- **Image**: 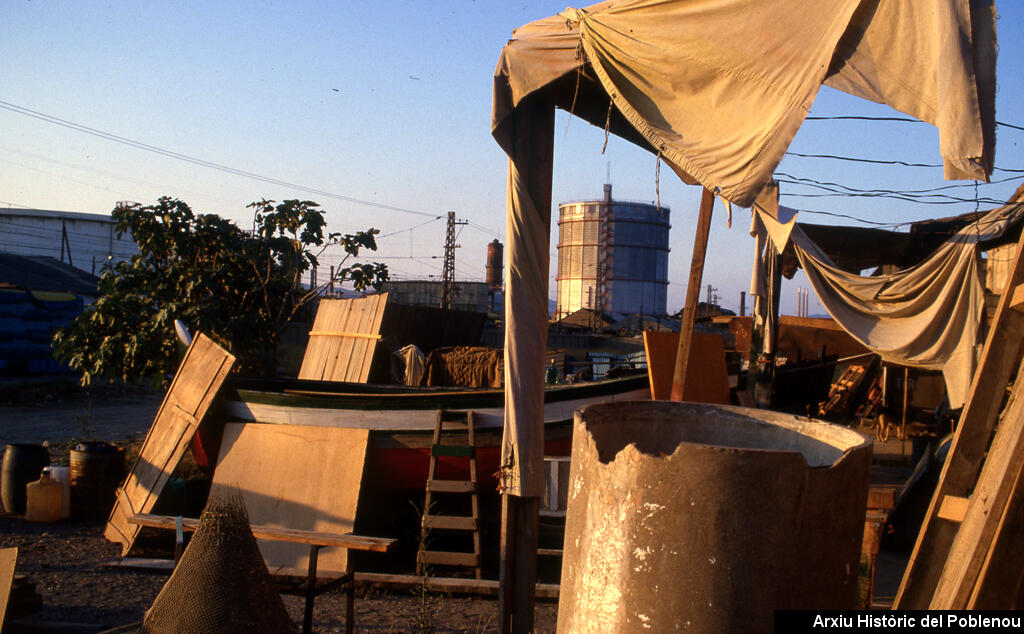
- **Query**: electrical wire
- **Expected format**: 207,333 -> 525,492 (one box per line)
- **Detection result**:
784,150 -> 1024,174
377,216 -> 443,239
803,115 -> 1024,132
466,221 -> 502,238
0,99 -> 441,218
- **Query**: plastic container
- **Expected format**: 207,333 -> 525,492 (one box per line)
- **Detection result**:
48,466 -> 72,518
25,468 -> 63,522
2,443 -> 50,514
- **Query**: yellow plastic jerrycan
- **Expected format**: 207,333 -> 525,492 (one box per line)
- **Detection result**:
25,468 -> 63,522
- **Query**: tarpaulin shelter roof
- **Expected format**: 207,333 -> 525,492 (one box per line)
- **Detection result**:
492,0 -> 998,497
755,182 -> 1024,408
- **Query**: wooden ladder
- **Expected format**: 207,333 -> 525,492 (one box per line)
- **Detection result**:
417,410 -> 482,579
895,229 -> 1024,609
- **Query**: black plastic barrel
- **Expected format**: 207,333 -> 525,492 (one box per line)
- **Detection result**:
70,442 -> 125,521
2,443 -> 50,514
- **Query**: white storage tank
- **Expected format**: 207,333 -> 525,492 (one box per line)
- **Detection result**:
555,184 -> 670,319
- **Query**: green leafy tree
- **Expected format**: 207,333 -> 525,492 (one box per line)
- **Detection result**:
53,196 -> 388,386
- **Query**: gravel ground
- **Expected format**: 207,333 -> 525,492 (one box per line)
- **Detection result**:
0,514 -> 558,633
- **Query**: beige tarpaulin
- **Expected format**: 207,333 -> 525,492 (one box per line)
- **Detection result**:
493,0 -> 996,496
754,184 -> 1024,409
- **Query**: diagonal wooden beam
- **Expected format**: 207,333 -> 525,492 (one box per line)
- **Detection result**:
671,188 -> 715,401
895,230 -> 1024,608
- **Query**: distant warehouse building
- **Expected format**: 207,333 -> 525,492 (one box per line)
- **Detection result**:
381,280 -> 494,314
0,208 -> 138,276
555,184 -> 671,319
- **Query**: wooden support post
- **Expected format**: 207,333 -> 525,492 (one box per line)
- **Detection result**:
303,544 -> 320,634
498,494 -> 539,634
497,90 -> 554,634
671,188 -> 715,401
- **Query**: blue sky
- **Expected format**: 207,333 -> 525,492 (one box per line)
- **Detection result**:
3,1 -> 1023,316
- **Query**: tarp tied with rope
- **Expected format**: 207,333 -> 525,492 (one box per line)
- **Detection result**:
492,0 -> 997,496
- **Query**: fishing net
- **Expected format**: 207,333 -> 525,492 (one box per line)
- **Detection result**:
141,492 -> 297,633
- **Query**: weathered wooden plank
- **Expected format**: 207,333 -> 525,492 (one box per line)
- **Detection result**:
936,495 -> 970,523
420,550 -> 480,567
896,232 -> 1024,608
644,331 -> 730,403
0,548 -> 16,628
210,423 -> 369,576
298,295 -> 388,383
352,572 -> 560,599
930,356 -> 1024,608
968,461 -> 1024,608
127,513 -> 395,552
104,333 -> 235,554
670,187 -> 715,401
428,480 -> 476,493
422,515 -> 478,531
867,486 -> 900,511
499,494 -> 539,634
358,294 -> 389,382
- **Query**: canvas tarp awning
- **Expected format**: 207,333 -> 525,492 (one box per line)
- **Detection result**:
493,0 -> 997,496
753,183 -> 1024,409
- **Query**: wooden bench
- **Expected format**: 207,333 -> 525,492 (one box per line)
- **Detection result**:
128,513 -> 396,634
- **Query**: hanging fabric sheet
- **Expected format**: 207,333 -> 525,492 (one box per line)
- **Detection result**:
753,192 -> 1024,408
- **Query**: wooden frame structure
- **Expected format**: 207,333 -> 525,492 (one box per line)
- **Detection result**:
896,229 -> 1024,608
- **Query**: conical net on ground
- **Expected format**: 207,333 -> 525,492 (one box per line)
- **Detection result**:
141,493 -> 297,633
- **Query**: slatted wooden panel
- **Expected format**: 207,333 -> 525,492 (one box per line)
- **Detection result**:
105,333 -> 235,555
298,294 -> 389,382
210,422 -> 370,576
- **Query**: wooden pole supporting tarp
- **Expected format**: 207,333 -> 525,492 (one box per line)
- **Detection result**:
671,188 -> 715,401
495,92 -> 554,633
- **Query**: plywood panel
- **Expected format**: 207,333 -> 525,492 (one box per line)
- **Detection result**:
210,423 -> 369,576
298,294 -> 388,382
105,333 -> 235,554
0,548 -> 16,629
644,331 -> 730,403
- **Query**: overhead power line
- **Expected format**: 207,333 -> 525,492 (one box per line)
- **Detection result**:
804,115 -> 1024,132
784,151 -> 1024,174
0,99 -> 439,218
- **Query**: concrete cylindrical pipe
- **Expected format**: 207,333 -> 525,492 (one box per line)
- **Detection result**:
558,401 -> 872,633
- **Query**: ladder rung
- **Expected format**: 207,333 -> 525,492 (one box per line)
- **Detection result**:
423,514 -> 478,530
431,444 -> 474,458
427,480 -> 477,493
419,550 -> 479,567
537,548 -> 563,557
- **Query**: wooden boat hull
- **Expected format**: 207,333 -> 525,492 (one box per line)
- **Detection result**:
216,374 -> 649,490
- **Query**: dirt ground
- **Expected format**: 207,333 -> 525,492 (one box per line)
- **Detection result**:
0,514 -> 558,633
0,377 -> 558,632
